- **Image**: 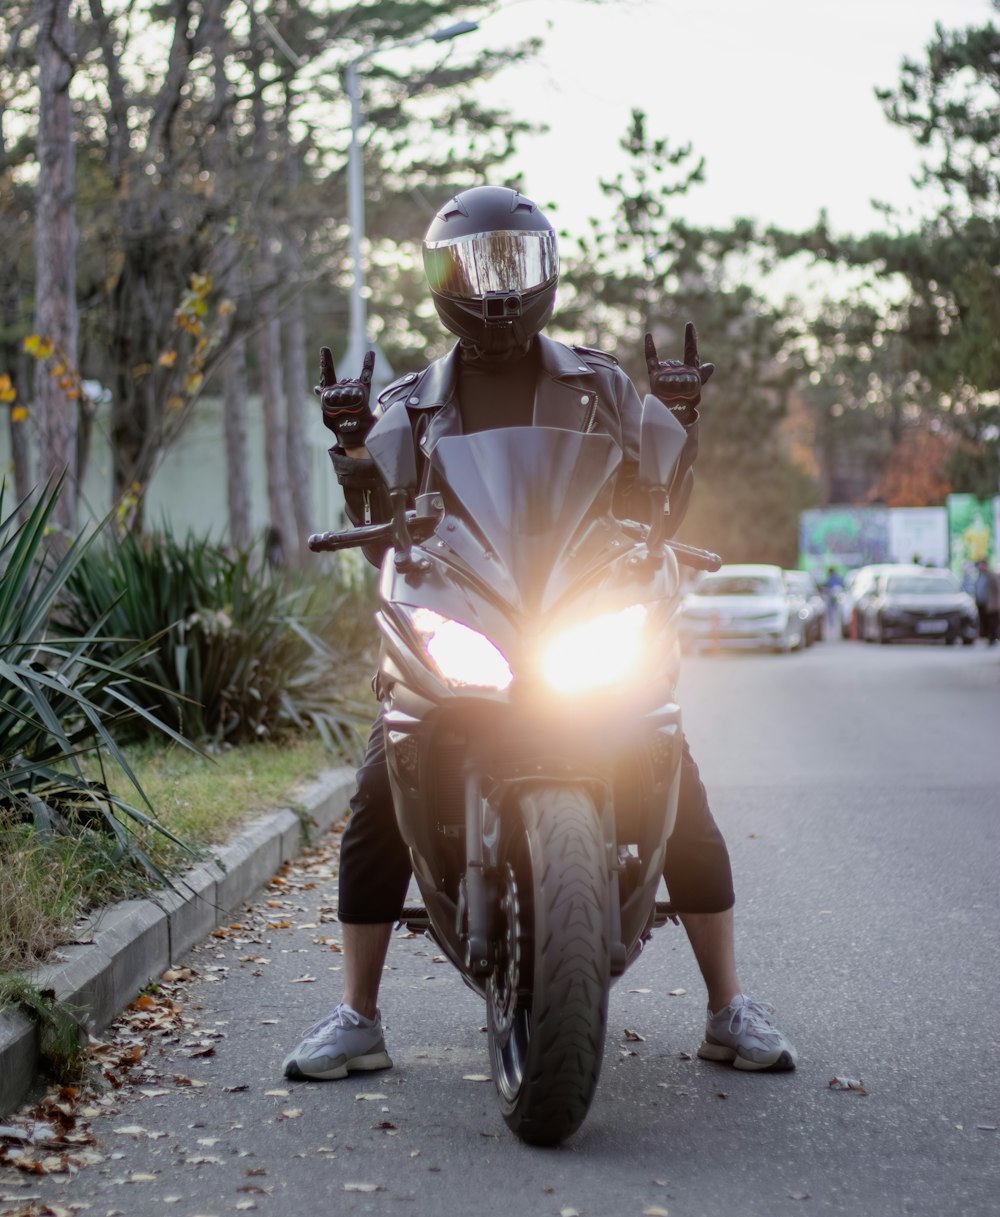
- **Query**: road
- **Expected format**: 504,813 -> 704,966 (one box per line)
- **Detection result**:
3,638 -> 998,1217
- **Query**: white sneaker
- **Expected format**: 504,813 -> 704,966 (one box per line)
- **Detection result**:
697,995 -> 797,1071
282,1004 -> 392,1080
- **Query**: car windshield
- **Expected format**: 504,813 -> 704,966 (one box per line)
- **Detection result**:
696,575 -> 782,596
885,573 -> 960,596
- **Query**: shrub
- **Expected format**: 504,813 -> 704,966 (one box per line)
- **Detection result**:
55,529 -> 375,754
0,481 -> 192,875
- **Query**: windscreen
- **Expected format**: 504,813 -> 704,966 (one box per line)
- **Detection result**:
885,573 -> 960,595
697,574 -> 783,597
428,427 -> 622,615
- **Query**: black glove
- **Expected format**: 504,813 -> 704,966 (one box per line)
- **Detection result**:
315,347 -> 376,448
645,323 -> 715,421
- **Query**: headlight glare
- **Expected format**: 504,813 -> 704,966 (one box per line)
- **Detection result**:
541,604 -> 649,695
410,608 -> 513,690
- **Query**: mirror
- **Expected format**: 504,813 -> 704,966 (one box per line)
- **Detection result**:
638,395 -> 688,491
365,403 -> 418,497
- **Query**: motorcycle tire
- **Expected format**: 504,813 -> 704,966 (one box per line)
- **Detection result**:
487,784 -> 610,1147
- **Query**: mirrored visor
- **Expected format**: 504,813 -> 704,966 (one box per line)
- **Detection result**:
423,229 -> 558,300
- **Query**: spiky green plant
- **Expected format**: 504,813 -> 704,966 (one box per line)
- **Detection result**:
0,481 -> 194,875
55,529 -> 374,755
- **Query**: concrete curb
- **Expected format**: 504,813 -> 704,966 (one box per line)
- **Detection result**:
0,766 -> 355,1117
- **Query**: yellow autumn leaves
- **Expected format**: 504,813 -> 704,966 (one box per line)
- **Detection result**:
3,273 -> 234,421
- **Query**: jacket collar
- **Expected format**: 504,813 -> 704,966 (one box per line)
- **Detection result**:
412,335 -> 601,456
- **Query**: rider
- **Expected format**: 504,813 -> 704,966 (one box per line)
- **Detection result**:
283,185 -> 797,1080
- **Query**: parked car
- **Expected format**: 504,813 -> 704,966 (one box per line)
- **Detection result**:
857,566 -> 979,645
678,564 -> 805,653
836,564 -> 895,639
783,569 -> 825,645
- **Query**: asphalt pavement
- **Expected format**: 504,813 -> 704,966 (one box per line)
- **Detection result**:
1,636 -> 998,1217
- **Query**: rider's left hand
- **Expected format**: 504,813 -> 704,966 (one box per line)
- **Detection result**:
645,323 -> 714,415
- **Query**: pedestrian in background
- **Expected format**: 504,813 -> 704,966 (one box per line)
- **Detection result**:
823,565 -> 844,634
974,559 -> 999,645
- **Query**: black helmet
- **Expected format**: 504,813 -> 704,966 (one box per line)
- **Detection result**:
422,185 -> 558,355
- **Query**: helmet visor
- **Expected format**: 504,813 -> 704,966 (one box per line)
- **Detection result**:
424,229 -> 558,301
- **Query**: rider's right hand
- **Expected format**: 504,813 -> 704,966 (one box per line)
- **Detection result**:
315,347 -> 376,449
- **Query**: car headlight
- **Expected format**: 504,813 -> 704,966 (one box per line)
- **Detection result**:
410,608 -> 513,691
540,604 -> 649,695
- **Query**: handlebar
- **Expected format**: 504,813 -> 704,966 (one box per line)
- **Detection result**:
309,516 -> 720,571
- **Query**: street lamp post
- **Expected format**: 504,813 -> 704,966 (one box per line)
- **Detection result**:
343,20 -> 478,380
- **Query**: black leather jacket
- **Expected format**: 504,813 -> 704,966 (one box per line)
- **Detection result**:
329,334 -> 699,566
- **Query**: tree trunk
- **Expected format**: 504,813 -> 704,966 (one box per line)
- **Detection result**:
259,264 -> 297,568
222,336 -> 252,553
282,251 -> 313,555
34,0 -> 79,534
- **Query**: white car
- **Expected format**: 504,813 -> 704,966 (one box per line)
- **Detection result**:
678,563 -> 805,654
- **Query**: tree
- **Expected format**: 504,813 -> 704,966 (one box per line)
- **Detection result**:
33,0 -> 80,534
556,110 -> 810,561
767,6 -> 1000,500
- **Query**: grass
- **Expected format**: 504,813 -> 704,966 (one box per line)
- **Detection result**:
0,733 -> 353,979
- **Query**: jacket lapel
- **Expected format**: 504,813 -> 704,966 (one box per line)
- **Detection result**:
533,335 -> 600,432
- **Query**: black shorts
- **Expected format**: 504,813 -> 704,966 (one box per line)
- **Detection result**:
337,711 -> 734,923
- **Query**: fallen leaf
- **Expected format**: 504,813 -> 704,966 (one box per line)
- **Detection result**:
643,1207 -> 670,1216
138,1088 -> 170,1098
828,1076 -> 868,1095
264,1089 -> 289,1098
789,1192 -> 810,1201
162,968 -> 195,981
624,1029 -> 646,1042
628,988 -> 652,994
677,1051 -> 693,1061
561,1209 -> 581,1217
668,988 -> 686,997
236,1203 -> 257,1212
126,1172 -> 158,1183
197,1137 -> 221,1147
354,1093 -> 387,1102
113,1125 -> 149,1138
463,1074 -> 491,1083
185,1154 -> 223,1165
224,1085 -> 250,1093
289,975 -> 316,984
344,1182 -> 382,1192
172,1075 -> 206,1088
279,1109 -> 303,1120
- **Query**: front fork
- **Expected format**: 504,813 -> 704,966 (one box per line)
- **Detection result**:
457,761 -> 616,980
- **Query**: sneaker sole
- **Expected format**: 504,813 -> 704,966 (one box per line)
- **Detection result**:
284,1049 -> 393,1081
697,1039 -> 796,1071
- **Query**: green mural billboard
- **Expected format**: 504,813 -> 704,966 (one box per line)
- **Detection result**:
947,494 -> 997,592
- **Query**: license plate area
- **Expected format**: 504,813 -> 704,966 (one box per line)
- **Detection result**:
915,619 -> 947,634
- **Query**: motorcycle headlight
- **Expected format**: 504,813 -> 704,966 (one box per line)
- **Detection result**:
410,608 -> 513,691
541,604 -> 649,696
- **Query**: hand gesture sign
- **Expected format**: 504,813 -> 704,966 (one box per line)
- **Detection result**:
644,323 -> 714,413
314,347 -> 376,448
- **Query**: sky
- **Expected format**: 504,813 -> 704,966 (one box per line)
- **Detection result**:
434,0 -> 996,241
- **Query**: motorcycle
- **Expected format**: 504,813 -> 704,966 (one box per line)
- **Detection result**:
309,393 -> 720,1146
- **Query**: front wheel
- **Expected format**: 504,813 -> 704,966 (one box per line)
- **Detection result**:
487,785 -> 611,1147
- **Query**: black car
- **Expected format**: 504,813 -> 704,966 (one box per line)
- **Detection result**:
858,566 -> 979,645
